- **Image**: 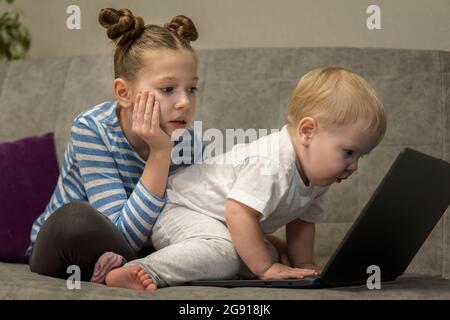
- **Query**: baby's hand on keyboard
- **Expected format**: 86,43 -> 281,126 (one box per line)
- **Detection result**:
297,263 -> 321,275
258,263 -> 318,280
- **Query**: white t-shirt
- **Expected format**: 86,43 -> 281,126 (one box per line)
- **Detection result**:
166,125 -> 329,233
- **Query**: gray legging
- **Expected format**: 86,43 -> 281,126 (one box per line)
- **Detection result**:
126,203 -> 279,287
29,201 -> 148,281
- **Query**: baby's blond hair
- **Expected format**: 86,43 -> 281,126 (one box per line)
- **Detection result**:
287,66 -> 387,144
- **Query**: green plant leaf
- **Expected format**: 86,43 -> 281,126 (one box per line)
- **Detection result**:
0,1 -> 31,60
0,12 -> 9,23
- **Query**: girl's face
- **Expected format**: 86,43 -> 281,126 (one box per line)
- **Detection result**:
131,49 -> 198,137
294,119 -> 380,187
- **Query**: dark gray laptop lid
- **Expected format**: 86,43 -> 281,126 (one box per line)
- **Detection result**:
320,148 -> 450,287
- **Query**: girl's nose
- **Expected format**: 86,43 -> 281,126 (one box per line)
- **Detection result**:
175,93 -> 191,110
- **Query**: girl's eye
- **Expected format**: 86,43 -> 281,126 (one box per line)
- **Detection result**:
188,86 -> 198,93
160,87 -> 174,94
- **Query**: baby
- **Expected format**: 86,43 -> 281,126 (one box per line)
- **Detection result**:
103,66 -> 387,290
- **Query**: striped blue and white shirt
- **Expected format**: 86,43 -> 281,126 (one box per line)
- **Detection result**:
30,101 -> 199,252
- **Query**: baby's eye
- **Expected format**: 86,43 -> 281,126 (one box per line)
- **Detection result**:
160,87 -> 174,94
344,149 -> 354,156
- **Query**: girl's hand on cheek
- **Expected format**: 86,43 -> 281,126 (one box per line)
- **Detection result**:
132,90 -> 174,154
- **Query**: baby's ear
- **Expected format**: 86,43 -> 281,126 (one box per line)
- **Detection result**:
113,78 -> 133,108
297,117 -> 317,145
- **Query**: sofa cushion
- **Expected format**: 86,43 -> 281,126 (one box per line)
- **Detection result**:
0,133 -> 59,263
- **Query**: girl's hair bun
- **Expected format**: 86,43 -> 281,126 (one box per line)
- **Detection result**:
98,8 -> 144,46
164,15 -> 198,42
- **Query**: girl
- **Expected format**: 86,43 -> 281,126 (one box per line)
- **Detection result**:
28,8 -> 200,283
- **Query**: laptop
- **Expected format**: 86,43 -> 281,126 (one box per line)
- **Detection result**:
188,148 -> 450,288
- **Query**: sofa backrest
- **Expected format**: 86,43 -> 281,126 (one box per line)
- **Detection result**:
1,47 -> 449,279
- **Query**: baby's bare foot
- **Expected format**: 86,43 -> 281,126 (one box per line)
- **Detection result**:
137,269 -> 157,291
105,266 -> 157,291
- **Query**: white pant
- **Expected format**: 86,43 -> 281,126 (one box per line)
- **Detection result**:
125,203 -> 279,287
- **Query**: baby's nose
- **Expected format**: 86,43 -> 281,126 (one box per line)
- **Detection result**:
347,161 -> 358,173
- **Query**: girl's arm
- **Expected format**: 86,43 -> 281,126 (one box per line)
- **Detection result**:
72,116 -> 168,251
141,150 -> 171,198
131,91 -> 173,199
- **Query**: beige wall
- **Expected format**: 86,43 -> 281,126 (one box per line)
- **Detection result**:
10,0 -> 450,59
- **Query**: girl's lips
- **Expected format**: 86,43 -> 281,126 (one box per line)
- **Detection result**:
169,121 -> 188,130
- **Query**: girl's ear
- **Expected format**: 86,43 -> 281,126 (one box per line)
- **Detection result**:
114,78 -> 134,108
296,117 -> 317,146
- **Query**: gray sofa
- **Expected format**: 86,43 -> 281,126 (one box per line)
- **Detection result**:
0,47 -> 449,299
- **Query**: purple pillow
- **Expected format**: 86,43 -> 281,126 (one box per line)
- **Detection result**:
0,133 -> 59,264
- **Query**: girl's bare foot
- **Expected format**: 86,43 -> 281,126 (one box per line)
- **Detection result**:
105,266 -> 157,291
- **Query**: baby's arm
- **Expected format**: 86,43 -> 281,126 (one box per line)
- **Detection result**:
286,219 -> 321,274
226,199 -> 318,280
226,199 -> 272,275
